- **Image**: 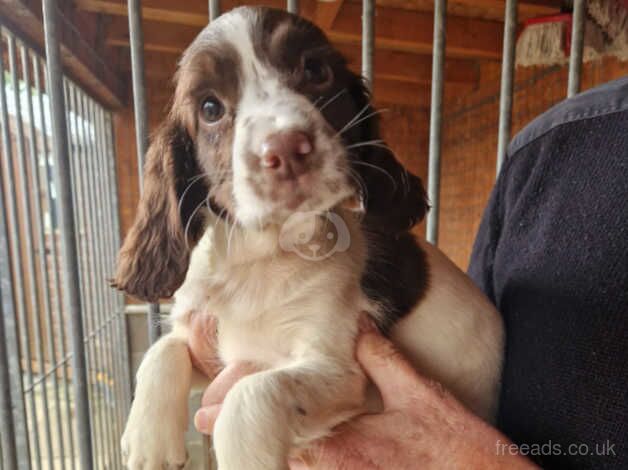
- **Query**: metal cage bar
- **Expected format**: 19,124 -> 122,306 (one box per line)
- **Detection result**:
362,0 -> 375,87
127,0 -> 162,344
209,0 -> 221,21
567,0 -> 585,97
0,119 -> 21,470
21,42 -> 70,470
426,0 -> 447,245
287,0 -> 299,15
35,55 -> 78,470
66,81 -> 105,468
88,95 -> 118,468
41,1 -> 93,467
0,33 -> 32,470
496,0 -> 518,174
3,31 -> 43,470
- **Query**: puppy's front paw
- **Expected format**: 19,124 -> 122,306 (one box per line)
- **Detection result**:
121,408 -> 188,470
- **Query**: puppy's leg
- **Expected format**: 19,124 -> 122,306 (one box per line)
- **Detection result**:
213,359 -> 365,470
121,327 -> 194,469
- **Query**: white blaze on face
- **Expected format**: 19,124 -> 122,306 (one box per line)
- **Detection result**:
222,10 -> 354,229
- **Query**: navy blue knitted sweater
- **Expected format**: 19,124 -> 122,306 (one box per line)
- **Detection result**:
468,77 -> 628,469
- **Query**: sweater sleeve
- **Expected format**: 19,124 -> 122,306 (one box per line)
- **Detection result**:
467,158 -> 508,306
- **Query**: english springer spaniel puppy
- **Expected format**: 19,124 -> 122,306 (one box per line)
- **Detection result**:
113,6 -> 503,470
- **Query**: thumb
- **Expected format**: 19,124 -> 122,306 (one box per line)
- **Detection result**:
356,331 -> 422,410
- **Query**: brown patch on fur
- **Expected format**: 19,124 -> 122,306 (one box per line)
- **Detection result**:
112,119 -> 208,301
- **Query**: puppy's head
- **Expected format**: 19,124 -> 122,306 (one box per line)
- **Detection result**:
113,7 -> 428,301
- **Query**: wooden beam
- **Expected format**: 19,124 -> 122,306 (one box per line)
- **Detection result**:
110,17 -> 480,88
84,0 -> 503,59
315,0 -> 344,29
1,0 -> 125,108
106,17 -> 201,52
375,0 -> 561,21
333,3 -> 502,59
334,44 -> 479,85
373,79 -> 473,107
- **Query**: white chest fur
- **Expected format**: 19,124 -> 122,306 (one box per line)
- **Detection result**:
173,211 -> 373,369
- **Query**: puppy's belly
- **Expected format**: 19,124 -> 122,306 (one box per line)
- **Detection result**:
214,309 -> 327,368
218,324 -> 293,367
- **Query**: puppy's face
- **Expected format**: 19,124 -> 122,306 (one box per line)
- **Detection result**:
174,7 -> 366,228
113,7 -> 428,301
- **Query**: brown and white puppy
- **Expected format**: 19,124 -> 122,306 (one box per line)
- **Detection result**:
113,7 -> 504,470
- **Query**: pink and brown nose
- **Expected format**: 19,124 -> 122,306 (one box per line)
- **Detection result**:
260,130 -> 313,178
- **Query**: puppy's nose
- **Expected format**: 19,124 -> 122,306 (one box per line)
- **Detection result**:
260,131 -> 313,177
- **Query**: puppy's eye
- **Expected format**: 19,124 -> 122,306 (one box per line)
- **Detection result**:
303,57 -> 331,86
200,96 -> 224,123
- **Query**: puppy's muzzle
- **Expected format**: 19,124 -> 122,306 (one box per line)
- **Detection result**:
259,129 -> 314,181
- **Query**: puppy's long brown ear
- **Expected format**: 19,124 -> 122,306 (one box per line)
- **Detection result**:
347,75 -> 429,233
112,119 -> 207,302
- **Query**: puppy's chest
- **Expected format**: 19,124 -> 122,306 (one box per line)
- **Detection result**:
204,259 -> 365,367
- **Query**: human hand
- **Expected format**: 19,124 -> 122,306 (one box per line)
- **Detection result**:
192,324 -> 536,470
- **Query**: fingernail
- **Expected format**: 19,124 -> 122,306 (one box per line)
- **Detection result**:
194,409 -> 209,433
358,314 -> 378,334
288,458 -> 309,470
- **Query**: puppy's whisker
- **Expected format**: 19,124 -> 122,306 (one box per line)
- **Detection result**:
345,140 -> 391,151
336,103 -> 370,137
351,160 -> 398,193
346,167 -> 369,207
338,108 -> 389,137
318,88 -> 347,112
178,173 -> 209,214
183,199 -> 208,250
226,215 -> 238,255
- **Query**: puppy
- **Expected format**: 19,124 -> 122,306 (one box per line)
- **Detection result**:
113,7 -> 504,470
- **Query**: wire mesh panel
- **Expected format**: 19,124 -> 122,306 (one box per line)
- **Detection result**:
0,25 -> 131,470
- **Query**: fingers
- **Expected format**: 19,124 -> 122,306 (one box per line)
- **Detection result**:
201,361 -> 259,407
194,404 -> 221,435
357,331 -> 461,413
356,331 -> 422,410
194,362 -> 259,435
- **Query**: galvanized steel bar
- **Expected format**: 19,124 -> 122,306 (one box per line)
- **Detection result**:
13,43 -> 56,470
67,83 -> 104,468
22,43 -> 66,470
496,0 -> 518,175
0,246 -> 18,470
127,0 -> 149,178
94,106 -> 123,468
128,0 -> 161,343
287,0 -> 299,15
361,0 -> 375,87
209,0 -> 221,21
41,1 -> 93,467
426,0 -> 447,245
89,97 -> 118,468
6,33 -> 44,470
567,0 -> 585,97
35,56 -> 77,470
0,29 -> 31,470
0,113 -> 19,470
98,109 -> 127,466
29,52 -> 67,470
